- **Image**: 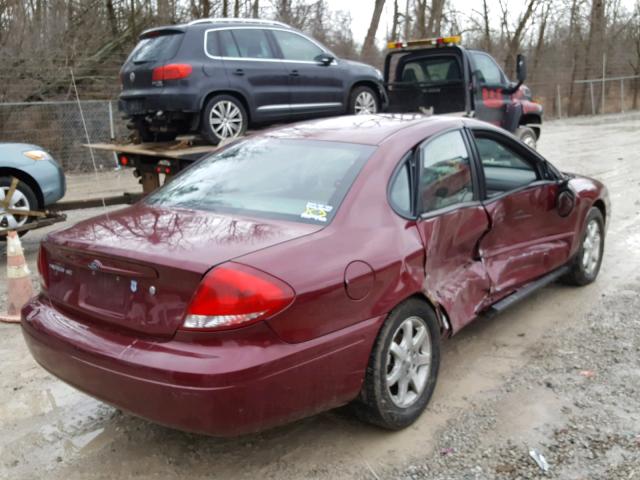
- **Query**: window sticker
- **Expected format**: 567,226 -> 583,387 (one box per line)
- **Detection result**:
301,202 -> 334,222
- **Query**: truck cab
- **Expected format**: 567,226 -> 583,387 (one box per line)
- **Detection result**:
383,36 -> 543,148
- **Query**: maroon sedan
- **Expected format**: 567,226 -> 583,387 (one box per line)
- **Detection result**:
22,115 -> 608,436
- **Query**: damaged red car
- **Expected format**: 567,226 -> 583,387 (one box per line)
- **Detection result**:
22,115 -> 609,436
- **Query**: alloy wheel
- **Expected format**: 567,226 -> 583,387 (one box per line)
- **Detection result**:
354,91 -> 378,115
209,101 -> 244,140
0,187 -> 30,230
582,218 -> 602,276
385,316 -> 432,408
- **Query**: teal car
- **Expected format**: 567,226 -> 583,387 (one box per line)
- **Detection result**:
0,143 -> 66,231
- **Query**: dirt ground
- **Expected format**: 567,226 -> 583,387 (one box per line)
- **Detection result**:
1,113 -> 639,479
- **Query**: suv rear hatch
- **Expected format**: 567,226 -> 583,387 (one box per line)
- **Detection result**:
41,204 -> 322,338
120,28 -> 185,112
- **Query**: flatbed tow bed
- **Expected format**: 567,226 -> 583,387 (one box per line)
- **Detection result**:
84,138 -> 224,194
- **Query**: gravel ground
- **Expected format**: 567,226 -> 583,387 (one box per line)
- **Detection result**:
1,112 -> 639,479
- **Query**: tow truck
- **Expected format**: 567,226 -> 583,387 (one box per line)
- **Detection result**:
86,35 -> 543,197
384,35 -> 543,148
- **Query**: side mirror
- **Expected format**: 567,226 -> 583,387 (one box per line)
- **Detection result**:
556,181 -> 576,217
516,54 -> 527,84
315,53 -> 335,66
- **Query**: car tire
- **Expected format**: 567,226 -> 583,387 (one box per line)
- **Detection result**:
200,95 -> 248,146
0,176 -> 38,237
516,126 -> 537,149
562,207 -> 605,286
354,298 -> 440,430
349,86 -> 380,115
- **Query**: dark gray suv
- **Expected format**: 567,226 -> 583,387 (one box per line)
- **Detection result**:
119,18 -> 388,145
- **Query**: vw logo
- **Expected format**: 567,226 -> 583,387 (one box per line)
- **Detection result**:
88,260 -> 102,272
129,72 -> 135,83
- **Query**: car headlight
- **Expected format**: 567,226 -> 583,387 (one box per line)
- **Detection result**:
23,150 -> 50,161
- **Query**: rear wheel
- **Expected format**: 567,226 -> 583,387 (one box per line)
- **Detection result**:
0,176 -> 38,237
200,95 -> 248,146
349,86 -> 380,115
516,126 -> 537,149
354,298 -> 440,430
562,207 -> 605,286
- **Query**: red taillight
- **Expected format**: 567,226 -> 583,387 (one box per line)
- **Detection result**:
151,63 -> 193,82
119,155 -> 129,166
182,263 -> 295,331
37,245 -> 49,290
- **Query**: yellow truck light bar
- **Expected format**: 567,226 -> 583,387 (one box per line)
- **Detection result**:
387,35 -> 462,50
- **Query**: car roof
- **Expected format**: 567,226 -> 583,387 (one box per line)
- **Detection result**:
141,18 -> 297,37
260,114 -> 465,146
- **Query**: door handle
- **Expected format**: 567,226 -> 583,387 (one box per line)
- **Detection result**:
289,70 -> 300,77
233,68 -> 244,76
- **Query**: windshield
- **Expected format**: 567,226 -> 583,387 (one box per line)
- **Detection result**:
146,138 -> 374,224
130,32 -> 183,63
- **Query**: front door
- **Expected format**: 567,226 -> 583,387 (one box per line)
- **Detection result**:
470,128 -> 579,300
413,129 -> 492,332
268,29 -> 345,117
214,28 -> 291,122
468,51 -> 511,129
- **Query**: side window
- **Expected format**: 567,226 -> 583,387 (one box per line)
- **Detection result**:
230,29 -> 276,59
474,135 -> 539,197
471,52 -> 503,85
420,130 -> 474,213
389,159 -> 413,217
272,30 -> 324,62
217,30 -> 241,58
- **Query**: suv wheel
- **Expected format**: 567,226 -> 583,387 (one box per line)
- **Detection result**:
0,176 -> 38,235
353,299 -> 440,430
349,86 -> 380,115
562,207 -> 605,286
201,95 -> 248,145
516,126 -> 537,149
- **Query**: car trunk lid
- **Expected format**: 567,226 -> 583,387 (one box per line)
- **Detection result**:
43,204 -> 321,338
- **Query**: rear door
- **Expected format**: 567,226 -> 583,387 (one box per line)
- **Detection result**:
412,129 -> 491,332
385,48 -> 468,114
269,29 -> 345,117
470,128 -> 577,300
212,27 -> 291,121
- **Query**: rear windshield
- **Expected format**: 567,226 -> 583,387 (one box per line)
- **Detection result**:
130,32 -> 184,63
400,55 -> 462,83
146,139 -> 374,224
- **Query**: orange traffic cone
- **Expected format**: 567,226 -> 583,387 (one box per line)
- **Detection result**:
1,231 -> 33,324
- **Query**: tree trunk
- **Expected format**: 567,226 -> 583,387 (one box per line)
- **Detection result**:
504,0 -> 537,76
578,0 -> 605,114
403,0 -> 411,40
201,0 -> 210,17
252,0 -> 259,17
415,0 -> 426,38
426,0 -> 446,36
157,0 -> 171,23
222,0 -> 229,17
106,0 -> 118,36
361,0 -> 385,60
482,0 -> 491,51
234,0 -> 240,17
390,0 -> 399,40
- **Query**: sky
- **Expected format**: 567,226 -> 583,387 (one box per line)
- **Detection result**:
325,0 -> 638,47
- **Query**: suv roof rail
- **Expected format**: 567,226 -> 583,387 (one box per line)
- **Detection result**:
187,17 -> 290,28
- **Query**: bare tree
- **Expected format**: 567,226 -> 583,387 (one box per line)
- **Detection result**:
361,0 -> 385,60
499,0 -> 539,75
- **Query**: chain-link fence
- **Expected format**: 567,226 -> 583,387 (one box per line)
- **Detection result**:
0,100 -> 129,172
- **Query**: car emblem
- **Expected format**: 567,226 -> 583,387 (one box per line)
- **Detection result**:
129,72 -> 135,83
88,260 -> 102,272
130,280 -> 138,293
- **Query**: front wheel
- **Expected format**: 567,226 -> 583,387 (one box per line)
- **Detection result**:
0,176 -> 38,237
562,207 -> 605,286
349,86 -> 380,115
353,299 -> 440,430
516,126 -> 537,149
200,95 -> 248,145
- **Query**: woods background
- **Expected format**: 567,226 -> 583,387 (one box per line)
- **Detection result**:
0,0 -> 639,170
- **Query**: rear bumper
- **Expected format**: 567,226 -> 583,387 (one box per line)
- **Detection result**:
119,89 -> 201,116
22,296 -> 381,436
